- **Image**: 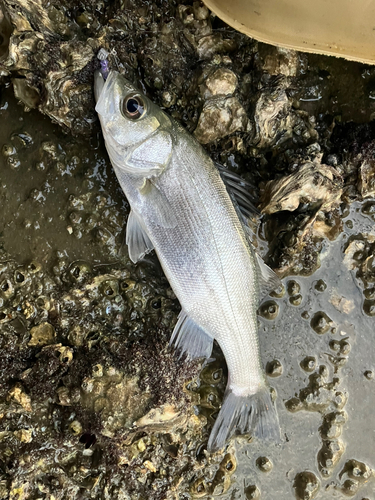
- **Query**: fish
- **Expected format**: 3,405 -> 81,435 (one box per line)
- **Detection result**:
94,67 -> 281,452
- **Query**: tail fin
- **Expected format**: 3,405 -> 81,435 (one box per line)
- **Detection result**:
207,386 -> 280,453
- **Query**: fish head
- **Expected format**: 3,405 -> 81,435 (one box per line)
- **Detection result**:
94,70 -> 170,150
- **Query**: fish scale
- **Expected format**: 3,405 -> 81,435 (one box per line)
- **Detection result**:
95,69 -> 280,452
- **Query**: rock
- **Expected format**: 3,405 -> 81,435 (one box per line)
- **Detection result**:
330,290 -> 355,314
358,158 -> 375,198
12,78 -> 40,108
28,322 -> 55,346
260,157 -> 343,214
258,45 -> 306,78
197,34 -> 237,59
194,96 -> 249,143
293,471 -> 320,500
203,68 -> 238,97
8,383 -> 32,411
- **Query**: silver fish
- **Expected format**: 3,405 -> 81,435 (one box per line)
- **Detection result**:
94,69 -> 280,452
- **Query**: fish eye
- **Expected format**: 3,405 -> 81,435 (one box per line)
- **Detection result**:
122,94 -> 146,120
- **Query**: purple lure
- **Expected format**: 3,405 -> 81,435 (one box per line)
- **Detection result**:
97,48 -> 110,80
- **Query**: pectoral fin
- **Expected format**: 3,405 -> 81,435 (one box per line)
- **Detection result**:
139,179 -> 178,229
127,131 -> 172,177
170,310 -> 214,360
126,210 -> 154,263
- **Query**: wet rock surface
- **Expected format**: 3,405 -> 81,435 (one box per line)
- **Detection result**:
0,0 -> 375,499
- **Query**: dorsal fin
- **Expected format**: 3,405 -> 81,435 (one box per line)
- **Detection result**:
216,163 -> 281,300
217,164 -> 260,217
216,163 -> 260,248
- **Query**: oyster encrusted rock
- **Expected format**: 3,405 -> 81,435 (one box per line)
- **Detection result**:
260,158 -> 343,214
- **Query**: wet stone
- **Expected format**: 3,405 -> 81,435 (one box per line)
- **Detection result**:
259,300 -> 279,320
293,471 -> 320,500
314,279 -> 327,292
300,356 -> 317,372
310,311 -> 333,334
266,359 -> 283,377
245,485 -> 260,499
28,322 -> 55,346
256,456 -> 273,472
287,280 -> 301,296
289,293 -> 303,306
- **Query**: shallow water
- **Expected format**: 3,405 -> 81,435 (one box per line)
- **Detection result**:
236,203 -> 375,498
0,84 -> 374,499
0,86 -> 128,267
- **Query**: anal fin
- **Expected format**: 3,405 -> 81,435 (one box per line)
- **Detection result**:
126,209 -> 154,263
255,253 -> 281,300
170,311 -> 213,360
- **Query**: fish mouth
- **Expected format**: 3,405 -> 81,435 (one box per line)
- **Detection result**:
94,70 -> 105,103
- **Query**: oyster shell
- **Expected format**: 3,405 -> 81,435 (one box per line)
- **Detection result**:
0,0 -> 98,133
260,157 -> 343,214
